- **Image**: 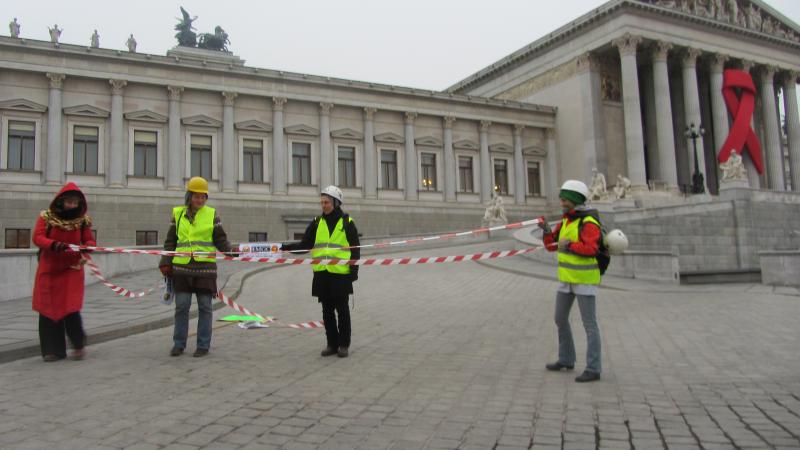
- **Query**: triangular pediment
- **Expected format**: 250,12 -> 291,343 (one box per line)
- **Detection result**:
63,104 -> 110,118
523,145 -> 546,156
125,109 -> 168,123
284,124 -> 320,136
235,120 -> 273,133
0,98 -> 48,113
489,142 -> 513,153
453,139 -> 479,150
182,114 -> 222,128
415,136 -> 443,147
330,128 -> 364,140
374,132 -> 404,144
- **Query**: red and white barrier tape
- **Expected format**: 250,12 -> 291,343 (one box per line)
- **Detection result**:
84,257 -> 324,330
69,218 -> 542,257
84,257 -> 160,298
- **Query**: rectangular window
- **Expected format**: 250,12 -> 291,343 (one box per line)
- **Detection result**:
133,130 -> 158,177
291,142 -> 311,185
242,139 -> 264,183
458,156 -> 474,193
4,228 -> 31,249
337,146 -> 356,187
380,149 -> 398,189
494,159 -> 508,194
190,135 -> 212,180
135,230 -> 158,246
7,121 -> 35,171
527,161 -> 542,196
248,232 -> 268,242
72,126 -> 99,174
421,152 -> 437,190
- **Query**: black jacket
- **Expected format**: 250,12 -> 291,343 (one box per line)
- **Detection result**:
282,208 -> 360,300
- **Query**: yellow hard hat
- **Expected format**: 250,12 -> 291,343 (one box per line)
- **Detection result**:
186,176 -> 209,194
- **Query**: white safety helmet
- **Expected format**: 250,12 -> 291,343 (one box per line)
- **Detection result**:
321,185 -> 343,203
560,180 -> 590,199
604,229 -> 629,255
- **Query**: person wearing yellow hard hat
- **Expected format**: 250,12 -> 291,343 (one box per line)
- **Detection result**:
159,176 -> 231,358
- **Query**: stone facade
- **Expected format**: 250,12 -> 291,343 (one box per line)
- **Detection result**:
0,37 -> 556,245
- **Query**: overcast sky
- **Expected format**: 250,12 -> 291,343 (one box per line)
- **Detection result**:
5,0 -> 800,91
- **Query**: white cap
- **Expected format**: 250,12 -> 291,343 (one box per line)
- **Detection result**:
321,185 -> 343,203
560,179 -> 590,198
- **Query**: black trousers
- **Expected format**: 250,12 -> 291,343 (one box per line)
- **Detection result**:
38,312 -> 86,358
320,296 -> 350,348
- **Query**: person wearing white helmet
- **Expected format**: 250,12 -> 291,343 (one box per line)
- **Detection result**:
537,179 -> 603,382
282,185 -> 360,358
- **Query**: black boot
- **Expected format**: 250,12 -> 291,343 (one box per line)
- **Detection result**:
575,371 -> 601,382
545,362 -> 574,371
320,346 -> 337,357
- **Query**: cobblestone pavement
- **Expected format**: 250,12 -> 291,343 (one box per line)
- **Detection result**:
1,241 -> 799,449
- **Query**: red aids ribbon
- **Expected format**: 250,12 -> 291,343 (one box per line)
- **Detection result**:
718,69 -> 764,174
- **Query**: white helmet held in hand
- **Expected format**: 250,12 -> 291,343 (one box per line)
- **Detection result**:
321,185 -> 343,203
604,229 -> 628,255
560,180 -> 590,198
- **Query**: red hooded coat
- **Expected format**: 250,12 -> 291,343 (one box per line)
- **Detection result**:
32,183 -> 96,321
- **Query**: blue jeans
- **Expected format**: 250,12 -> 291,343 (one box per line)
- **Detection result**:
173,292 -> 213,350
554,291 -> 601,374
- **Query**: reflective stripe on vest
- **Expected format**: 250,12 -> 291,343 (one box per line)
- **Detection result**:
171,205 -> 217,265
311,216 -> 352,275
556,215 -> 601,285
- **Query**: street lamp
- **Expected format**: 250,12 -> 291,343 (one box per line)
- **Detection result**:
685,122 -> 705,194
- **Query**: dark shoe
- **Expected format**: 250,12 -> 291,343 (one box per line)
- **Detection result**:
69,348 -> 86,361
43,354 -> 61,362
193,348 -> 209,358
169,347 -> 184,357
575,371 -> 601,383
320,346 -> 337,357
545,361 -> 574,371
337,346 -> 349,358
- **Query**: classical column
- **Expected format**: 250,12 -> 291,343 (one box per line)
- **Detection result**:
783,72 -> 800,191
272,97 -> 287,194
363,107 -> 377,198
709,55 -> 730,160
221,91 -> 237,192
545,128 -> 559,204
759,66 -> 785,191
612,34 -> 647,189
404,112 -> 418,200
652,42 -> 678,188
108,79 -> 127,187
319,102 -> 333,188
740,61 -> 761,188
45,73 -> 65,185
443,116 -> 456,202
166,86 -> 184,189
479,120 -> 492,202
681,48 -> 708,191
513,124 -> 526,205
576,53 -> 606,178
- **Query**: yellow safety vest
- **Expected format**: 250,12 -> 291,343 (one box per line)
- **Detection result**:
557,216 -> 601,285
171,205 -> 217,265
312,216 -> 352,275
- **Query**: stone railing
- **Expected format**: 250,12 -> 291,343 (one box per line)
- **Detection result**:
0,246 -> 161,302
759,250 -> 800,286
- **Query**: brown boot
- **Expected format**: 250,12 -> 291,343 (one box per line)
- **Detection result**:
192,348 -> 209,358
69,348 -> 86,361
169,347 -> 184,357
43,354 -> 61,362
320,346 -> 337,357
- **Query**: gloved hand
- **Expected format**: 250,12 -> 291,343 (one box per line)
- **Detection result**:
558,239 -> 571,251
159,265 -> 173,277
51,241 -> 69,252
537,216 -> 551,234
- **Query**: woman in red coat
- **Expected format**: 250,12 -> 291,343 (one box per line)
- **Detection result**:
32,183 -> 96,362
